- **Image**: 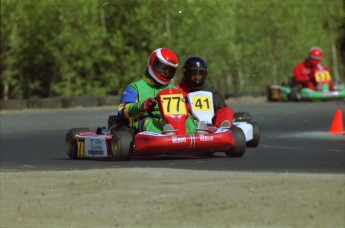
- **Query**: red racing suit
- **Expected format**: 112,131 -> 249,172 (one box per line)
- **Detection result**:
176,81 -> 234,127
293,60 -> 333,90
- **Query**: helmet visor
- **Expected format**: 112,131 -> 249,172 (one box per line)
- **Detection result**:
188,69 -> 207,77
184,68 -> 207,86
153,59 -> 177,79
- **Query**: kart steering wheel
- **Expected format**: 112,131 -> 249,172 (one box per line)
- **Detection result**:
146,97 -> 161,118
147,108 -> 161,118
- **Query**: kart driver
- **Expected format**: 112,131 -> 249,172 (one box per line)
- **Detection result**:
292,47 -> 334,90
176,56 -> 234,129
118,48 -> 197,134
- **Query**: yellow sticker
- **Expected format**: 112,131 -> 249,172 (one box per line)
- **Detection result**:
315,71 -> 330,82
191,96 -> 212,111
77,138 -> 85,156
160,94 -> 187,115
271,88 -> 280,100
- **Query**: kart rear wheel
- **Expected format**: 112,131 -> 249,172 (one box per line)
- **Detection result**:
246,122 -> 260,147
266,86 -> 274,101
226,126 -> 246,157
65,128 -> 90,159
111,131 -> 133,161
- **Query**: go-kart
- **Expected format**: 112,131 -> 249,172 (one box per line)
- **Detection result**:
185,91 -> 260,148
266,70 -> 345,101
65,88 -> 256,161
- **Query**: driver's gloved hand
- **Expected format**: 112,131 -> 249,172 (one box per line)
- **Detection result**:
140,98 -> 157,111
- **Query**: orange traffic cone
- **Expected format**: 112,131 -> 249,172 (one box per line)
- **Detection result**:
328,109 -> 344,134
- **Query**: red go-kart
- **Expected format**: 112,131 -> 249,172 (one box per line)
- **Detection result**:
65,88 -> 247,160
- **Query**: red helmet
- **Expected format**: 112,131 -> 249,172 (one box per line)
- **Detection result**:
147,48 -> 178,85
308,47 -> 323,60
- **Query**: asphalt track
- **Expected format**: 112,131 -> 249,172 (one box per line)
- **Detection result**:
1,101 -> 344,173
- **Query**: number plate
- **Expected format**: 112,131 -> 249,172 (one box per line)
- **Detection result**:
160,94 -> 187,115
77,138 -> 86,156
315,71 -> 331,82
191,96 -> 212,111
187,91 -> 214,124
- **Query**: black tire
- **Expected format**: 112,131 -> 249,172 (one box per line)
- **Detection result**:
226,126 -> 246,157
246,122 -> 260,147
289,87 -> 301,102
65,128 -> 90,159
233,112 -> 252,122
111,131 -> 133,161
266,85 -> 274,101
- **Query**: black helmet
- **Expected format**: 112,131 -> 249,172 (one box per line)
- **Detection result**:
182,56 -> 208,90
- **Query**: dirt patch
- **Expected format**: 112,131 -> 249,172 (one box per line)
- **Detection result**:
1,168 -> 344,227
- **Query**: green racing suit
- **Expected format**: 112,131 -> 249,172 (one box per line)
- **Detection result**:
118,75 -> 196,134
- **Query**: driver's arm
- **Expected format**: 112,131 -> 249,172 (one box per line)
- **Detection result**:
293,64 -> 310,83
118,86 -> 142,119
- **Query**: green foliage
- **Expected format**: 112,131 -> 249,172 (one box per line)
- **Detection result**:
1,0 -> 344,99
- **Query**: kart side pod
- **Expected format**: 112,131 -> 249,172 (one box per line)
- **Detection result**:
133,126 -> 246,158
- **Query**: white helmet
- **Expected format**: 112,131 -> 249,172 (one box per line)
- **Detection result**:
147,48 -> 178,85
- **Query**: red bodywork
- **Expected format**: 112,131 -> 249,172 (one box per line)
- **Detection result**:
134,131 -> 235,154
133,88 -> 235,154
74,88 -> 237,158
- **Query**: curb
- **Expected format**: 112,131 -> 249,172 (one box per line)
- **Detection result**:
0,99 -> 28,110
27,97 -> 63,109
0,96 -> 120,111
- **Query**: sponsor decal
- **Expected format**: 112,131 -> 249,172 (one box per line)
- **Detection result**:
172,136 -> 187,143
323,92 -> 340,97
85,137 -> 107,157
199,135 -> 214,142
88,150 -> 104,155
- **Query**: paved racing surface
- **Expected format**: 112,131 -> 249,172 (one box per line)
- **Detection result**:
1,101 -> 344,173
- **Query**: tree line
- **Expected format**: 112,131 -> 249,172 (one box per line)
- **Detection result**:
1,0 -> 344,100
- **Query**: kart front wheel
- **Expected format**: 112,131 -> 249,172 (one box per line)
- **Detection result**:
65,128 -> 90,159
226,126 -> 246,157
246,122 -> 260,147
233,112 -> 252,122
289,87 -> 301,102
111,131 -> 133,161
